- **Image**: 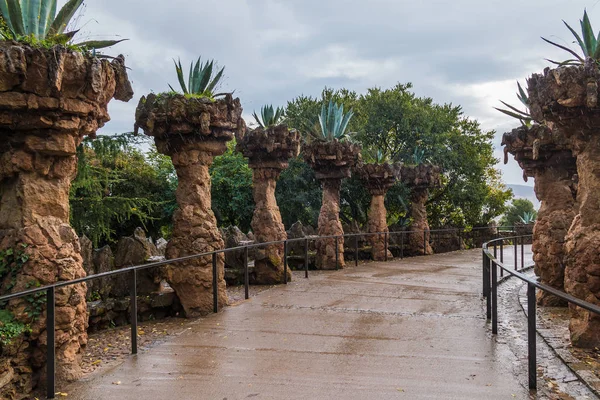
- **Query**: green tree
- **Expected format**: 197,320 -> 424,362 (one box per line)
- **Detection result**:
275,157 -> 322,227
285,83 -> 513,229
210,142 -> 254,232
70,133 -> 177,247
499,198 -> 537,226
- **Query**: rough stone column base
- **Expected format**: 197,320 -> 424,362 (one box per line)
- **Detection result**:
532,164 -> 576,307
164,149 -> 228,317
407,188 -> 433,256
251,167 -> 290,284
316,179 -> 345,269
368,194 -> 391,261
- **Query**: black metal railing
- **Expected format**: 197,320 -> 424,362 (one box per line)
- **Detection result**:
482,235 -> 600,391
0,225 -> 514,399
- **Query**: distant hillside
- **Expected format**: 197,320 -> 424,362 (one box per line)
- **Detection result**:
507,184 -> 540,209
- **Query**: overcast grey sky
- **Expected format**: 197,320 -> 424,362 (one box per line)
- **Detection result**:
75,0 -> 596,186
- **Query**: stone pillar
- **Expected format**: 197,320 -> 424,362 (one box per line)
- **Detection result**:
367,193 -> 391,261
135,93 -> 243,317
407,188 -> 433,255
532,159 -> 577,306
163,143 -> 228,317
0,44 -> 132,397
564,136 -> 600,346
316,179 -> 344,269
250,167 -> 290,284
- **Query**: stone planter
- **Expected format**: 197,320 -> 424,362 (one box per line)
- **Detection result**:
0,43 -> 132,396
400,164 -> 441,256
502,124 -> 577,306
303,140 -> 361,269
236,124 -> 300,284
527,60 -> 600,346
135,93 -> 243,317
355,163 -> 401,261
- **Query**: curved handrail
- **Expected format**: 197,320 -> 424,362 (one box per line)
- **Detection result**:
482,236 -> 600,315
481,234 -> 600,392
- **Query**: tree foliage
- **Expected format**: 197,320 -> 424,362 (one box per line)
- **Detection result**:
70,133 -> 177,247
210,141 -> 254,232
284,84 -> 512,228
499,198 -> 537,227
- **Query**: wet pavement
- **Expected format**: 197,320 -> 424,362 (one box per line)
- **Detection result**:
66,249 -> 535,399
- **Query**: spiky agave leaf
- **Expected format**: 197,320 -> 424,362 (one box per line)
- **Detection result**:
542,10 -> 600,65
313,100 -> 354,141
516,82 -> 528,108
169,56 -> 225,97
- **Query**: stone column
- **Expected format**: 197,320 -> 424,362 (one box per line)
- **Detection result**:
135,93 -> 243,317
162,143 -> 228,316
527,61 -> 600,347
316,179 -> 345,269
564,136 -> 600,346
0,44 -> 132,397
236,125 -> 300,284
532,157 -> 577,306
367,193 -> 390,261
407,188 -> 433,256
251,166 -> 290,284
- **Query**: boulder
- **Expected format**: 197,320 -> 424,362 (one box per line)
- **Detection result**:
114,227 -> 161,295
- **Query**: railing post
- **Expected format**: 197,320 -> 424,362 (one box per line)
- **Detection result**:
482,250 -> 488,298
493,243 -> 497,258
491,260 -> 498,335
335,237 -> 339,270
212,253 -> 218,313
46,287 -> 55,400
244,246 -> 249,300
130,269 -> 138,355
400,231 -> 404,259
500,240 -> 504,263
384,232 -> 388,262
283,240 -> 288,284
354,235 -> 358,267
528,282 -> 537,390
521,236 -> 524,269
486,258 -> 491,321
304,238 -> 309,278
514,238 -> 518,270
423,230 -> 426,254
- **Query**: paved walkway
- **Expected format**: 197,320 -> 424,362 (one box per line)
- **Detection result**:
67,249 -> 530,399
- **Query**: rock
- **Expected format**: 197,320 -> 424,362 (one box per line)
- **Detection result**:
79,235 -> 96,299
92,245 -> 114,299
155,238 -> 168,256
223,226 -> 249,270
114,228 -> 161,295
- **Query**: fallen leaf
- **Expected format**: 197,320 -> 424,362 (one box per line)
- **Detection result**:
112,381 -> 121,385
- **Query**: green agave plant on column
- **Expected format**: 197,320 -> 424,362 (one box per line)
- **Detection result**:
135,56 -> 244,317
0,0 -> 132,397
236,105 -> 300,284
302,100 -> 361,270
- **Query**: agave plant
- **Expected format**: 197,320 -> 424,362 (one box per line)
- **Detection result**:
168,57 -> 225,98
363,148 -> 388,164
542,10 -> 600,66
253,105 -> 285,129
305,99 -> 354,141
494,82 -> 532,127
0,0 -> 124,49
411,148 -> 427,165
519,211 -> 536,224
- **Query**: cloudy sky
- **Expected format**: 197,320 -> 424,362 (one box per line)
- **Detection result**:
75,0 -> 596,186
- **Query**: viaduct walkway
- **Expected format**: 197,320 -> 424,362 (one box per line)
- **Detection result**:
67,249 -> 531,399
